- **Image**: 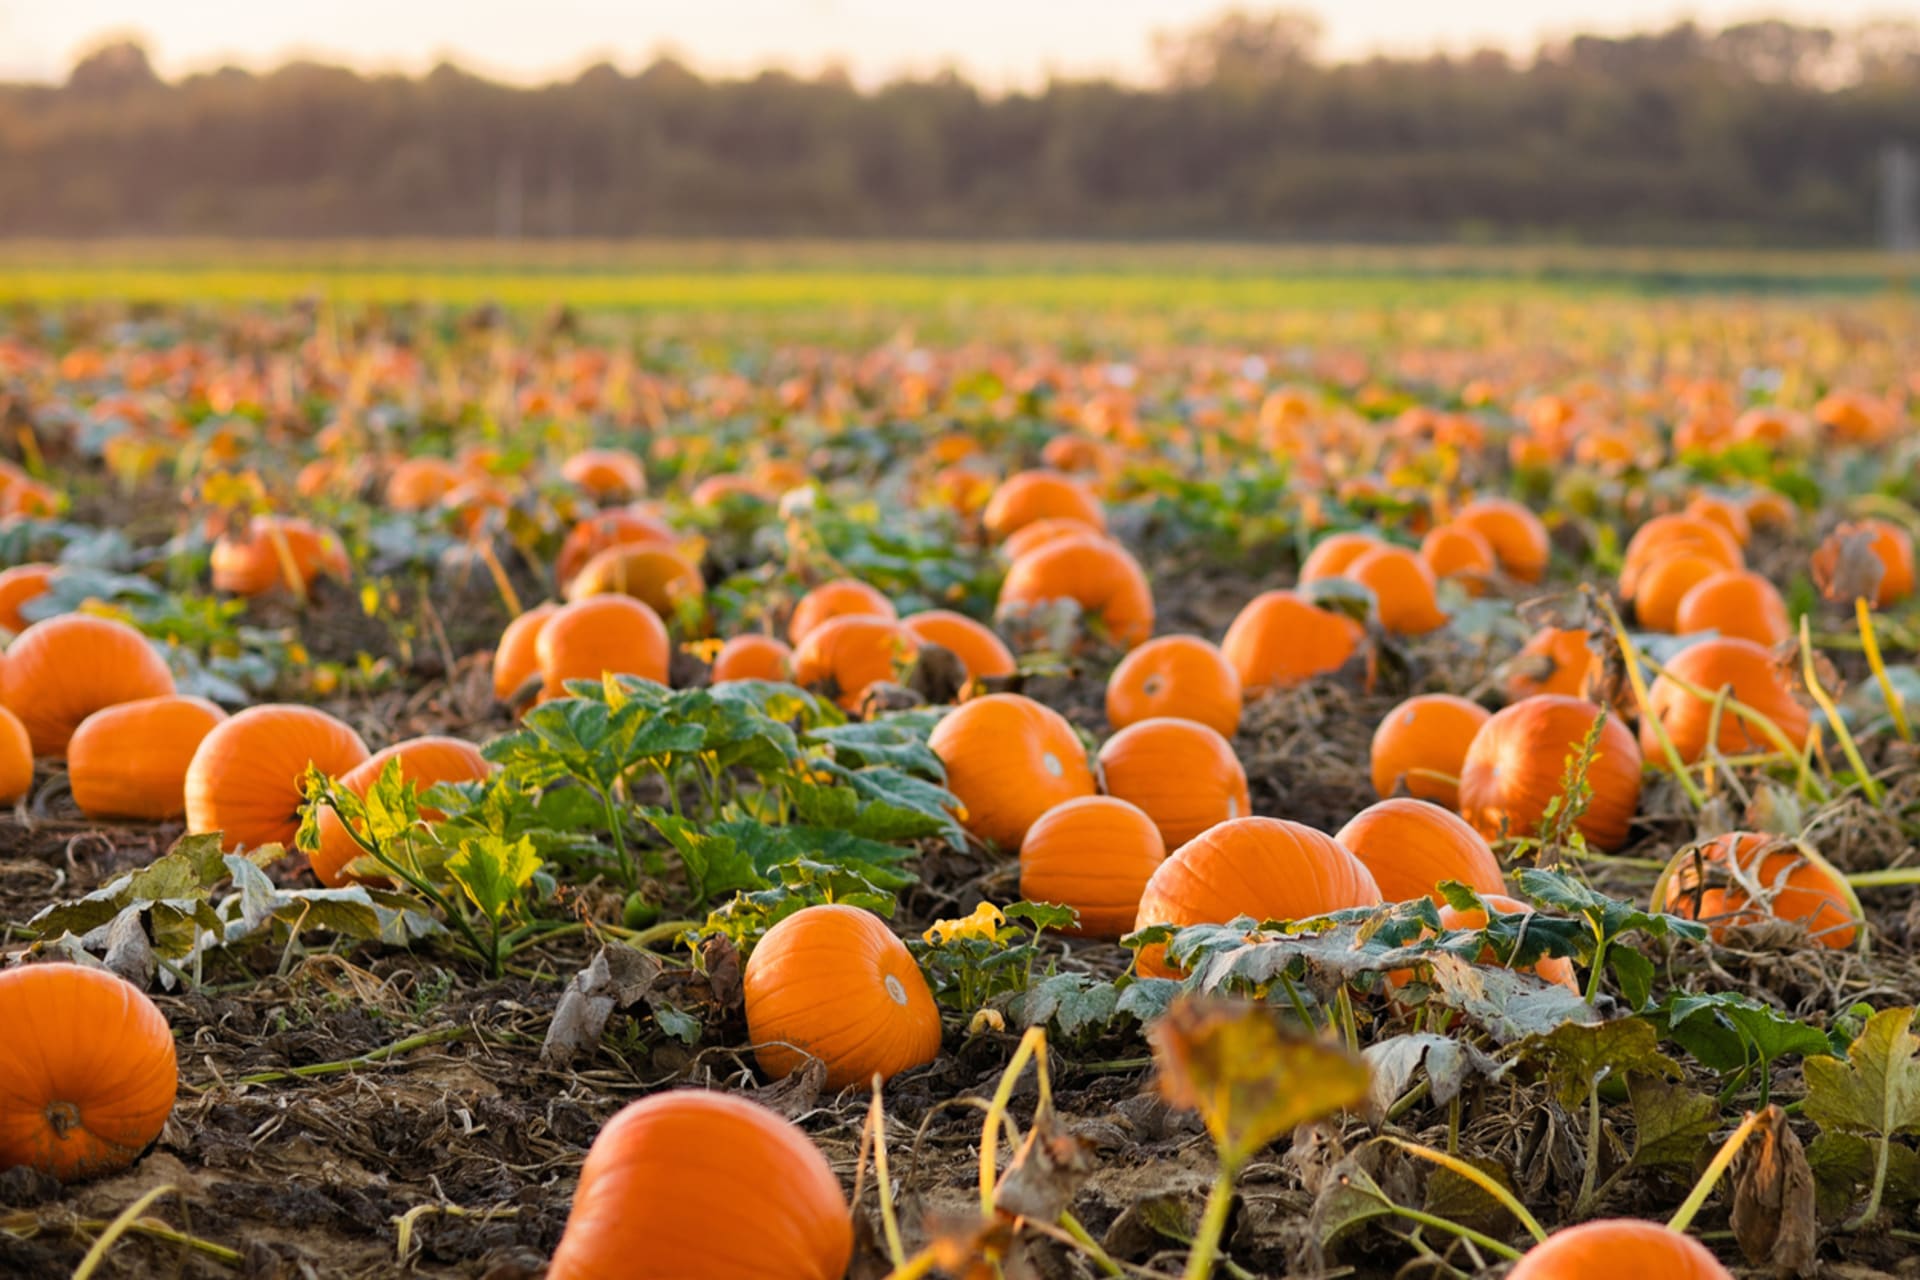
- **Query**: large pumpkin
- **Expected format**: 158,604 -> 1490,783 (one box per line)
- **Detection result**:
1221,590 -> 1363,694
1657,831 -> 1859,950
1097,717 -> 1250,851
547,1089 -> 852,1280
210,515 -> 349,597
1418,523 -> 1497,595
0,705 -> 28,804
561,448 -> 647,502
1370,693 -> 1490,809
538,596 -> 672,698
0,963 -> 178,1182
1640,637 -> 1811,766
185,704 -> 370,851
788,579 -> 896,646
996,533 -> 1154,650
0,562 -> 55,633
743,904 -> 941,1090
1457,695 -> 1642,852
1018,796 -> 1167,939
68,695 -> 229,821
709,634 -> 794,684
1503,627 -> 1596,703
1,614 -> 177,756
900,610 -> 1016,684
562,544 -> 704,620
1507,1220 -> 1732,1280
929,694 -> 1095,850
1106,634 -> 1242,738
790,615 -> 919,712
309,736 -> 493,887
1346,545 -> 1447,636
1619,513 -> 1742,600
1335,798 -> 1506,905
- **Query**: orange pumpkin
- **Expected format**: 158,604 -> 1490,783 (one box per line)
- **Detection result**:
1658,831 -> 1858,950
788,579 -> 897,646
1743,489 -> 1797,532
1454,497 -> 1550,582
210,515 -> 349,597
790,615 -> 919,712
1632,552 -> 1726,633
1436,893 -> 1579,992
309,736 -> 493,887
1132,817 -> 1382,978
1683,493 -> 1752,547
68,696 -> 229,821
1811,518 -> 1916,608
563,544 -> 704,619
547,1089 -> 853,1280
710,634 -> 794,684
185,704 -> 370,851
900,610 -> 1016,683
1105,634 -> 1241,738
0,963 -> 178,1183
539,596 -> 672,698
0,705 -> 29,804
1,614 -> 177,756
743,904 -> 941,1090
1418,523 -> 1497,595
1674,570 -> 1792,647
1504,627 -> 1596,703
492,602 -> 560,703
690,473 -> 772,509
1335,798 -> 1505,904
1346,545 -> 1447,636
1457,695 -> 1642,852
1098,718 -> 1250,851
1370,693 -> 1490,808
0,563 -> 56,632
1018,796 -> 1167,939
383,457 -> 462,511
1297,532 -> 1380,584
1507,1220 -> 1732,1280
1001,515 -> 1114,563
1640,637 -> 1810,766
996,533 -> 1154,650
982,469 -> 1105,540
556,507 -> 677,588
929,693 -> 1096,850
561,448 -> 647,502
1220,590 -> 1363,694
1619,514 -> 1743,599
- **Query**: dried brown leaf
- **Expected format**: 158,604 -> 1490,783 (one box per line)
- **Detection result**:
1730,1104 -> 1817,1277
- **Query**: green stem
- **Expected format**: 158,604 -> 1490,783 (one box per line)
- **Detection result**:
1574,1083 -> 1604,1217
1183,1158 -> 1241,1280
1848,1133 -> 1893,1231
231,1026 -> 472,1086
1368,1199 -> 1522,1262
1058,1212 -> 1125,1277
600,785 -> 636,889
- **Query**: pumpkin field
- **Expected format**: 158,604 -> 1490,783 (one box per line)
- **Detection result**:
5,268 -> 1920,1280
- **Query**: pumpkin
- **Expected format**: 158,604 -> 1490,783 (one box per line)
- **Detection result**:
690,473 -> 772,509
1040,434 -> 1115,476
0,563 -> 56,632
1454,497 -> 1550,582
1639,637 -> 1810,766
68,696 -> 228,821
539,596 -> 672,698
1105,634 -> 1242,738
788,579 -> 897,645
492,602 -> 560,703
1811,518 -> 1916,608
309,736 -> 493,887
1619,514 -> 1742,599
210,515 -> 349,597
1418,523 -> 1497,595
1,614 -> 177,756
1436,893 -> 1579,992
1297,532 -> 1379,584
0,963 -> 178,1183
383,456 -> 462,511
1457,695 -> 1642,852
996,533 -> 1154,650
1002,516 -> 1115,563
1657,831 -> 1859,950
710,634 -> 794,684
791,615 -> 919,712
929,693 -> 1096,850
1815,390 -> 1893,445
0,705 -> 28,804
1346,544 -> 1447,636
1018,796 -> 1167,939
563,544 -> 704,619
556,507 -> 677,588
743,904 -> 941,1090
561,448 -> 647,502
1370,693 -> 1491,808
1133,817 -> 1381,978
1507,1220 -> 1732,1280
547,1089 -> 852,1280
1631,552 -> 1725,633
1503,627 -> 1596,703
900,610 -> 1016,683
982,469 -> 1105,540
1220,590 -> 1363,693
1674,570 -> 1792,647
1098,718 -> 1250,851
1683,493 -> 1752,547
1335,798 -> 1506,904
185,704 -> 370,851
1743,489 -> 1797,531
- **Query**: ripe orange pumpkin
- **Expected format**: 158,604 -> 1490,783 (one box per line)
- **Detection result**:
547,1089 -> 853,1280
1,614 -> 177,756
1370,694 -> 1491,809
929,693 -> 1096,850
68,695 -> 229,821
1098,718 -> 1250,851
996,533 -> 1154,650
0,963 -> 178,1183
556,507 -> 677,588
1683,493 -> 1752,547
1640,637 -> 1811,766
1457,695 -> 1642,852
1619,514 -> 1743,599
1436,893 -> 1579,992
1454,497 -> 1550,582
185,704 -> 370,852
210,515 -> 349,597
0,563 -> 55,632
1507,1220 -> 1732,1280
1220,590 -> 1364,694
1743,489 -> 1797,532
710,634 -> 794,684
982,469 -> 1105,540
1297,532 -> 1380,584
1346,545 -> 1447,636
563,544 -> 704,619
1674,570 -> 1792,647
1105,634 -> 1242,738
492,602 -> 561,703
1418,523 -> 1497,595
539,596 -> 672,698
1631,552 -> 1726,633
310,736 -> 493,887
383,456 -> 462,512
788,579 -> 897,645
1335,798 -> 1506,904
790,615 -> 919,712
1811,518 -> 1916,608
1503,627 -> 1596,703
900,610 -> 1016,683
1658,831 -> 1859,951
561,448 -> 647,502
0,705 -> 29,804
743,904 -> 942,1090
1018,796 -> 1167,939
1002,516 -> 1114,563
1133,817 -> 1382,978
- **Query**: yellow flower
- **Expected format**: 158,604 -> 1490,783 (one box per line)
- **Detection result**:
286,641 -> 310,666
923,901 -> 1005,946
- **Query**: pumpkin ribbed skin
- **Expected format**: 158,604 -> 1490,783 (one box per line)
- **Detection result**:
1507,1220 -> 1732,1280
1454,497 -> 1550,582
1640,637 -> 1811,766
1220,590 -> 1363,693
0,562 -> 55,632
68,695 -> 228,820
1684,493 -> 1752,547
1458,696 -> 1642,852
1370,693 -> 1490,808
1336,798 -> 1506,905
1098,718 -> 1250,851
556,507 -> 676,588
185,704 -> 370,851
900,610 -> 1015,682
1,614 -> 177,756
710,635 -> 794,684
791,615 -> 919,712
1105,634 -> 1242,738
562,544 -> 704,619
1298,532 -> 1379,584
491,602 -> 560,702
929,694 -> 1096,850
1133,817 -> 1382,978
310,736 -> 492,887
743,904 -> 942,1090
210,515 -> 349,597
538,596 -> 672,699
1663,832 -> 1858,950
1674,570 -> 1791,646
983,469 -> 1105,540
561,448 -> 647,502
1018,796 -> 1167,939
1632,553 -> 1724,633
1438,894 -> 1580,992
1504,627 -> 1596,703
788,579 -> 897,646
996,534 -> 1154,650
0,963 -> 177,1183
547,1089 -> 852,1280
0,705 -> 29,804
1347,545 -> 1448,636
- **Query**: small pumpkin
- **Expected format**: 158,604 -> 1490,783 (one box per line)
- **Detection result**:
1002,516 -> 1114,563
1297,532 -> 1379,584
185,704 -> 371,851
1098,717 -> 1250,851
1335,798 -> 1506,904
790,615 -> 919,712
1,614 -> 177,756
68,695 -> 229,821
383,457 -> 462,512
1674,570 -> 1791,647
1346,544 -> 1447,636
309,736 -> 493,887
1656,831 -> 1860,950
210,515 -> 349,597
1370,693 -> 1490,808
1639,637 -> 1811,766
788,578 -> 897,645
556,507 -> 677,588
743,904 -> 942,1090
1619,513 -> 1743,599
1018,796 -> 1167,939
1683,492 -> 1752,547
1631,552 -> 1724,633
1811,518 -> 1916,608
538,596 -> 672,699
491,602 -> 560,703
1503,627 -> 1596,703
563,544 -> 704,619
996,533 -> 1154,650
900,610 -> 1015,684
1220,590 -> 1363,694
1453,497 -> 1550,582
1457,695 -> 1642,852
710,634 -> 794,684
561,448 -> 647,502
982,469 -> 1105,540
1418,523 -> 1497,595
1507,1220 -> 1732,1280
929,693 -> 1096,850
1105,634 -> 1241,738
0,563 -> 55,633
0,705 -> 29,804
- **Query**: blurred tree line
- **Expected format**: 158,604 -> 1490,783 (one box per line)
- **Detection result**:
2,11 -> 1917,244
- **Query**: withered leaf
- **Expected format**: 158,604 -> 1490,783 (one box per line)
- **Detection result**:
993,1113 -> 1096,1222
1626,1073 -> 1720,1173
1730,1104 -> 1817,1276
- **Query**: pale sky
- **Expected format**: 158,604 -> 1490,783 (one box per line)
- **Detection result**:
1,0 -> 1913,87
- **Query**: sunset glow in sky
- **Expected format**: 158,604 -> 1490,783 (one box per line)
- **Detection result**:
1,0 -> 1911,86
